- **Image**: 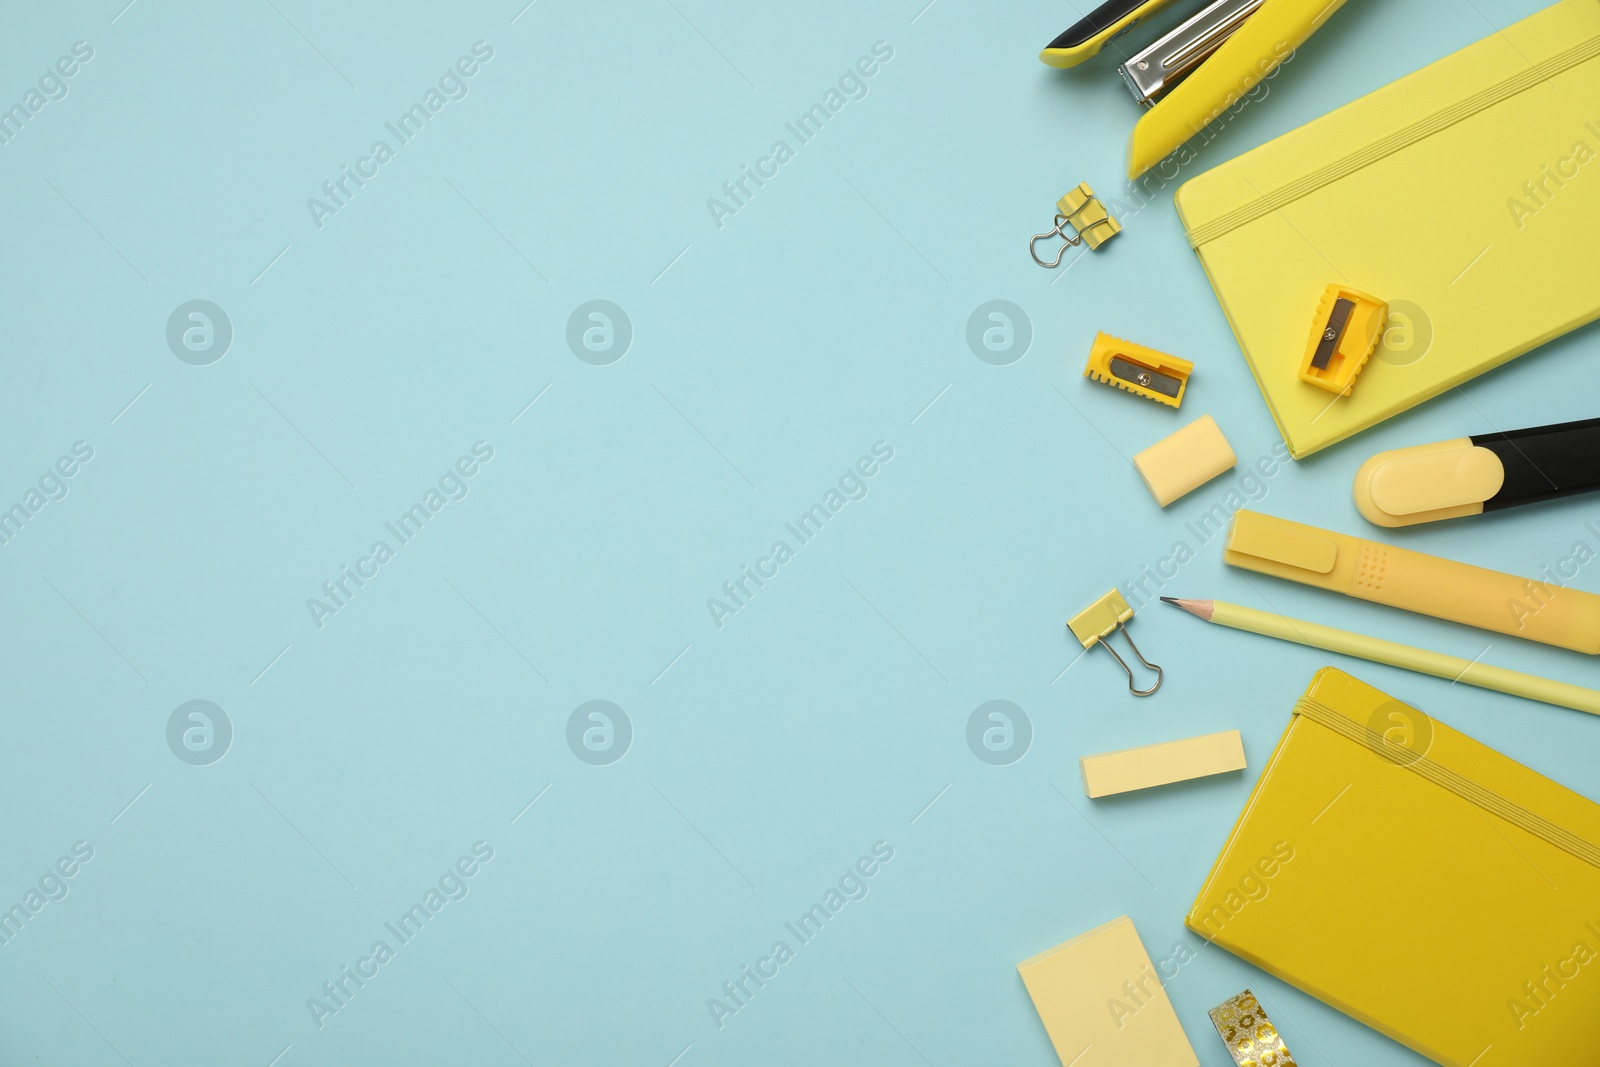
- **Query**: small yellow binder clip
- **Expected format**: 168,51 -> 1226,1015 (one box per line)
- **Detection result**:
1068,589 -> 1164,696
1083,332 -> 1193,408
1030,183 -> 1121,267
1298,284 -> 1388,396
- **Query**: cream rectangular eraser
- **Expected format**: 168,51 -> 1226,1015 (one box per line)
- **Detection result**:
1133,415 -> 1236,507
1079,729 -> 1246,798
1018,915 -> 1199,1067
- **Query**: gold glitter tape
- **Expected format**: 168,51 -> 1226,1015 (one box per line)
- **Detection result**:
1208,990 -> 1297,1067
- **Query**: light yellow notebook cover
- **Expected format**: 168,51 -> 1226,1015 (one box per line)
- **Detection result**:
1175,0 -> 1600,458
1018,916 -> 1198,1067
1186,668 -> 1600,1066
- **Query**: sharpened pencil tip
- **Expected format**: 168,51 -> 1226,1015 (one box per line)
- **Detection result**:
1160,597 -> 1214,621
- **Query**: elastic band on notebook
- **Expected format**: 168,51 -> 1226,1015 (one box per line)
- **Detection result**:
1294,697 -> 1600,872
1187,34 -> 1600,249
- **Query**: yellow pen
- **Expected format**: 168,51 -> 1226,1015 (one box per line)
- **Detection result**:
1223,510 -> 1600,654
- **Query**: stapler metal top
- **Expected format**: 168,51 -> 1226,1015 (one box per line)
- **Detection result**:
1041,0 -> 1348,179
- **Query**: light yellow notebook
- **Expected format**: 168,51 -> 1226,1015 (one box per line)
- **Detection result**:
1175,0 -> 1600,458
1187,668 -> 1600,1066
1018,915 -> 1198,1067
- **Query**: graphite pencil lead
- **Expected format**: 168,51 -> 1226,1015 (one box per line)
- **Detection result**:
1160,597 -> 1213,621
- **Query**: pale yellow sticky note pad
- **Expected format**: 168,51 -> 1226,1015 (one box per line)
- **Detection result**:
1018,915 -> 1198,1067
1080,730 -> 1246,799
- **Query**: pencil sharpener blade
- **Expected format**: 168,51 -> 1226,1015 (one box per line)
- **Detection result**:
1084,333 -> 1194,408
1297,284 -> 1388,396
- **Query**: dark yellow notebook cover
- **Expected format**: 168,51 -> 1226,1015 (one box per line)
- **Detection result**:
1187,668 -> 1600,1066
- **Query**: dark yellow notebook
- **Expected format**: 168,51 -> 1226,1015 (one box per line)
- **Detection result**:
1187,668 -> 1600,1066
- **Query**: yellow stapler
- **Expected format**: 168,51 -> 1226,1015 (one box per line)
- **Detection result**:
1041,0 -> 1348,179
1039,0 -> 1184,69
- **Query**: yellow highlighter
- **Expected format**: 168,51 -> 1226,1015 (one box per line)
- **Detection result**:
1223,510 -> 1600,654
1353,417 -> 1600,527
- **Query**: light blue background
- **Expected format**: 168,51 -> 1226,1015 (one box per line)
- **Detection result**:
2,0 -> 1595,1064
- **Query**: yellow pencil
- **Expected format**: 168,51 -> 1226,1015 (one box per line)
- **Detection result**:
1162,597 -> 1600,717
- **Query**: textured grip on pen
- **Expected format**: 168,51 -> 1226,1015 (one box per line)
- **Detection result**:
1353,543 -> 1388,594
1349,541 -> 1600,654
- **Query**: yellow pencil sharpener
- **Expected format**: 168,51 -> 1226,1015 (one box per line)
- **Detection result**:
1084,332 -> 1193,408
1297,285 -> 1388,396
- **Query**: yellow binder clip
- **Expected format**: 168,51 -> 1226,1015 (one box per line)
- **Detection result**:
1083,332 -> 1193,408
1030,183 -> 1121,267
1298,284 -> 1388,396
1068,589 -> 1164,696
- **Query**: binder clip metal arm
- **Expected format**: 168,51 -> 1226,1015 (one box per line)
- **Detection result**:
1030,183 -> 1121,267
1069,590 -> 1164,696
